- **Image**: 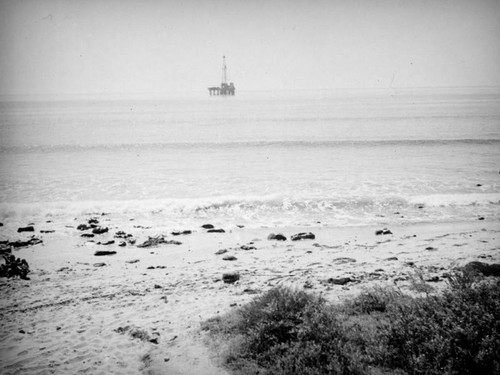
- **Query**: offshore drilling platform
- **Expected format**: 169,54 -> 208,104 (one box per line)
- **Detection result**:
208,56 -> 235,96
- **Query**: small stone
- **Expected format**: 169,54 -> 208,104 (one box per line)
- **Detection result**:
215,249 -> 228,255
94,250 -> 117,256
17,226 -> 35,233
223,255 -> 237,261
376,228 -> 392,236
207,228 -> 225,233
291,232 -> 315,241
478,217 -> 485,221
171,230 -> 192,236
240,245 -> 256,250
98,240 -> 115,245
77,224 -> 91,231
92,227 -> 109,235
118,241 -> 126,247
93,262 -> 106,267
222,272 -> 240,284
267,233 -> 287,241
81,233 -> 95,238
201,224 -> 214,229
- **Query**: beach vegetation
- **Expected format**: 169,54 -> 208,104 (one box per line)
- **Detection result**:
203,270 -> 500,375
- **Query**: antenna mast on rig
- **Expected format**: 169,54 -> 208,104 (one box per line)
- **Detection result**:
222,55 -> 227,85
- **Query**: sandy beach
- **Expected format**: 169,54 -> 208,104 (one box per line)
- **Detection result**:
1,216 -> 499,374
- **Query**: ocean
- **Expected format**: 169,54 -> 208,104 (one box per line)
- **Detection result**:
1,88 -> 499,229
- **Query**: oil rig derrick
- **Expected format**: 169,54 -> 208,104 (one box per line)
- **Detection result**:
208,56 -> 235,96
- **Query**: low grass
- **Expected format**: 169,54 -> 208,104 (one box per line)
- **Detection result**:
202,270 -> 500,375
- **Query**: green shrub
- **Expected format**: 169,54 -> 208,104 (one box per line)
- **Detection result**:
204,271 -> 500,375
379,272 -> 500,375
219,287 -> 364,375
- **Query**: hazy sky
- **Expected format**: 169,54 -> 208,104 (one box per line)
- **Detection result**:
1,0 -> 499,98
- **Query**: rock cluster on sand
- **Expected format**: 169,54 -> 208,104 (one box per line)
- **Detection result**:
0,237 -> 43,253
0,254 -> 30,280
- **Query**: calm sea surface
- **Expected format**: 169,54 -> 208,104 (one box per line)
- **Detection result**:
1,88 -> 499,228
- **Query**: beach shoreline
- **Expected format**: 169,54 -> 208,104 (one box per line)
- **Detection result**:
1,216 -> 499,374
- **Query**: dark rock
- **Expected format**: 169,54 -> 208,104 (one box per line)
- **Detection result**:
40,230 -> 55,233
240,245 -> 256,250
0,223 -> 3,227
223,255 -> 237,261
137,236 -> 182,248
222,272 -> 240,284
478,217 -> 485,221
201,224 -> 214,229
94,250 -> 117,256
476,184 -> 482,187
93,262 -> 107,267
171,230 -> 192,236
207,228 -> 225,233
385,257 -> 398,261
326,277 -> 353,285
77,224 -> 91,231
291,232 -> 315,241
126,259 -> 140,264
92,227 -> 109,235
81,233 -> 95,238
425,246 -> 437,251
88,218 -> 99,225
464,261 -> 500,277
98,240 -> 115,245
375,228 -> 393,236
118,241 -> 126,247
17,226 -> 35,233
215,249 -> 228,255
267,233 -> 287,241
